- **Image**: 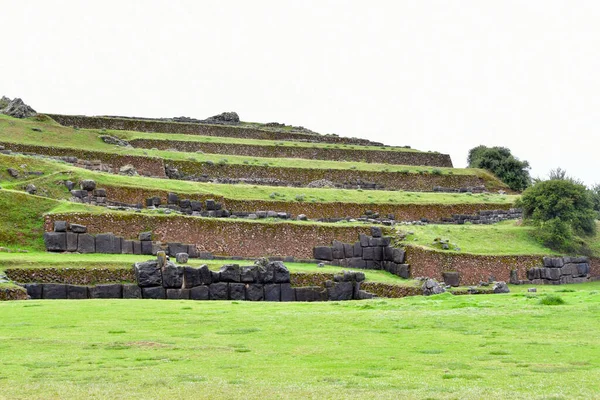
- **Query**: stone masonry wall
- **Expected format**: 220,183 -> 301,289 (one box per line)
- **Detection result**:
130,138 -> 453,167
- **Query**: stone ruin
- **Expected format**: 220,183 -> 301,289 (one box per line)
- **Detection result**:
512,256 -> 592,285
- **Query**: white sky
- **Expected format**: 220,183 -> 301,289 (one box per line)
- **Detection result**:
1,0 -> 598,186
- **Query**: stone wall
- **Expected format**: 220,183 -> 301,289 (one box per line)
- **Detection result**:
44,213 -> 371,259
47,114 -> 387,146
130,138 -> 453,167
518,256 -> 591,285
441,208 -> 523,225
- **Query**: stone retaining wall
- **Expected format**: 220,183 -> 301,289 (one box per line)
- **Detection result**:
518,256 -> 592,285
47,114 -> 387,146
130,138 -> 453,167
45,213 -> 371,259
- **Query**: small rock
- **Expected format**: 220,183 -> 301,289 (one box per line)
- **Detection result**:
317,263 -> 325,268
119,164 -> 138,176
492,281 -> 510,294
528,288 -> 537,293
7,168 -> 19,178
25,183 -> 36,194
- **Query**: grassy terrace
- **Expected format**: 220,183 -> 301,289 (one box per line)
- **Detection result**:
1,286 -> 599,398
113,127 -> 422,152
400,220 -> 600,257
0,154 -> 517,205
0,114 -> 496,177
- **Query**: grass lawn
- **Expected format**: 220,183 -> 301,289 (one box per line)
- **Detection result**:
0,286 -> 599,399
0,114 -> 503,178
0,153 -> 518,205
398,220 -> 600,257
0,252 -> 407,285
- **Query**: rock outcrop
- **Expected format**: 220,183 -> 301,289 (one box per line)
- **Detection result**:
0,97 -> 36,118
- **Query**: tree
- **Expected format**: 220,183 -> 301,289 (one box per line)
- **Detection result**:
590,183 -> 600,218
517,179 -> 596,253
467,146 -> 531,191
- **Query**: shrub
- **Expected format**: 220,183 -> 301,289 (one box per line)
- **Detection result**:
538,294 -> 565,305
431,168 -> 442,175
467,145 -> 531,191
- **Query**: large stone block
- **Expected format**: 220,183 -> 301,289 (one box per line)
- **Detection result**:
167,242 -> 188,256
187,245 -> 198,258
241,266 -> 258,283
121,240 -> 134,254
246,284 -> 264,301
167,192 -> 179,205
271,261 -> 290,283
219,264 -> 240,282
135,260 -> 162,287
343,243 -> 353,259
359,233 -> 370,247
198,265 -> 213,285
122,284 -> 142,299
258,264 -> 275,283
576,263 -> 590,276
348,257 -> 367,269
392,248 -> 405,264
295,286 -> 327,302
53,220 -> 67,232
24,283 -> 42,299
132,240 -> 142,255
397,264 -> 410,279
162,263 -> 183,288
70,224 -> 87,233
142,286 -> 166,299
66,285 -> 88,299
313,246 -> 333,261
442,271 -> 460,287
327,281 -> 353,301
372,247 -> 383,261
96,233 -> 122,254
209,282 -> 228,300
66,232 -> 78,252
229,283 -> 246,300
167,288 -> 190,300
332,240 -> 345,259
89,284 -> 122,299
190,285 -> 210,300
362,247 -> 374,260
264,284 -> 281,301
140,240 -> 153,255
280,283 -> 295,302
42,284 -> 67,299
353,242 -> 363,257
77,233 -> 95,253
44,232 -> 67,252
543,257 -> 564,268
370,226 -> 382,237
182,266 -> 200,288
176,253 -> 189,264
80,179 -> 96,191
546,268 -> 561,280
139,231 -> 152,241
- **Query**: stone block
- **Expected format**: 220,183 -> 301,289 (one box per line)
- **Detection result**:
131,240 -> 142,255
348,257 -> 366,269
229,283 -> 246,300
241,266 -> 258,283
295,286 -> 327,302
372,247 -> 383,261
370,226 -> 382,237
362,247 -> 374,260
359,233 -> 370,247
211,270 -> 221,283
139,231 -> 152,241
245,284 -> 264,301
280,283 -> 295,302
272,261 -> 290,283
313,246 -> 333,261
167,192 -> 178,204
43,284 -> 67,299
96,233 -> 121,254
142,286 -> 166,299
332,240 -> 345,259
25,283 -> 42,299
380,236 -> 392,246
543,257 -> 564,268
187,245 -> 198,258
89,284 -> 122,299
44,232 -> 67,252
209,282 -> 228,300
190,285 -> 210,300
66,232 -> 78,252
384,246 -> 394,261
167,242 -> 188,257
122,284 -> 142,299
54,220 -> 67,232
576,263 -> 590,276
70,224 -> 87,233
182,267 -> 200,288
66,285 -> 88,299
559,276 -> 574,284
392,248 -> 405,264
219,264 -> 240,282
327,281 -> 353,301
353,242 -> 363,257
369,237 -> 381,247
121,240 -> 134,254
76,233 -> 95,253
140,240 -> 153,255
176,252 -> 189,264
162,263 -> 183,288
264,284 -> 281,301
80,179 -> 96,191
547,268 -> 561,280
135,260 -> 162,287
190,200 -> 202,211
167,288 -> 190,300
573,277 -> 589,284
442,271 -> 460,287
199,252 -> 214,260
343,243 -> 353,258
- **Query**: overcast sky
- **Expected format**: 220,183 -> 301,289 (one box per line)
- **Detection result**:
1,1 -> 598,186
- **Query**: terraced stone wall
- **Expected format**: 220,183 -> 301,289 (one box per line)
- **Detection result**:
130,139 -> 453,167
405,245 -> 543,285
45,213 -> 371,259
0,142 -> 166,177
168,160 -> 492,191
47,114 -> 379,146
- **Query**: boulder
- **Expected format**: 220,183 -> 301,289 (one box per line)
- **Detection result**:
1,97 -> 36,118
162,263 -> 183,288
119,164 -> 138,176
80,180 -> 96,191
25,183 -> 36,194
271,261 -> 290,283
7,168 -> 19,178
209,282 -> 228,300
100,135 -> 130,147
332,240 -> 345,259
44,232 -> 67,252
95,233 -> 121,254
219,264 -> 241,282
89,284 -> 122,299
241,266 -> 258,283
422,279 -> 445,296
203,111 -> 240,125
190,285 -> 210,300
140,240 -> 153,255
135,260 -> 162,287
176,252 -> 189,264
370,226 -> 382,238
392,248 -> 405,264
493,281 -> 510,294
121,240 -> 134,255
167,242 -> 188,257
167,192 -> 179,204
257,264 -> 275,283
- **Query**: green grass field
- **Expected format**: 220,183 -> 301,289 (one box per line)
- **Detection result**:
399,220 -> 600,257
0,153 -> 517,205
1,285 -> 599,399
0,114 -> 504,178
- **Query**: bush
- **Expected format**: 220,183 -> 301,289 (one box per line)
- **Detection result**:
467,145 -> 531,191
538,294 -> 565,305
518,179 -> 596,252
589,183 -> 600,218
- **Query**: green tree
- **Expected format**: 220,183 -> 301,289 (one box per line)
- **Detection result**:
518,179 -> 596,253
589,183 -> 600,218
467,146 -> 531,191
